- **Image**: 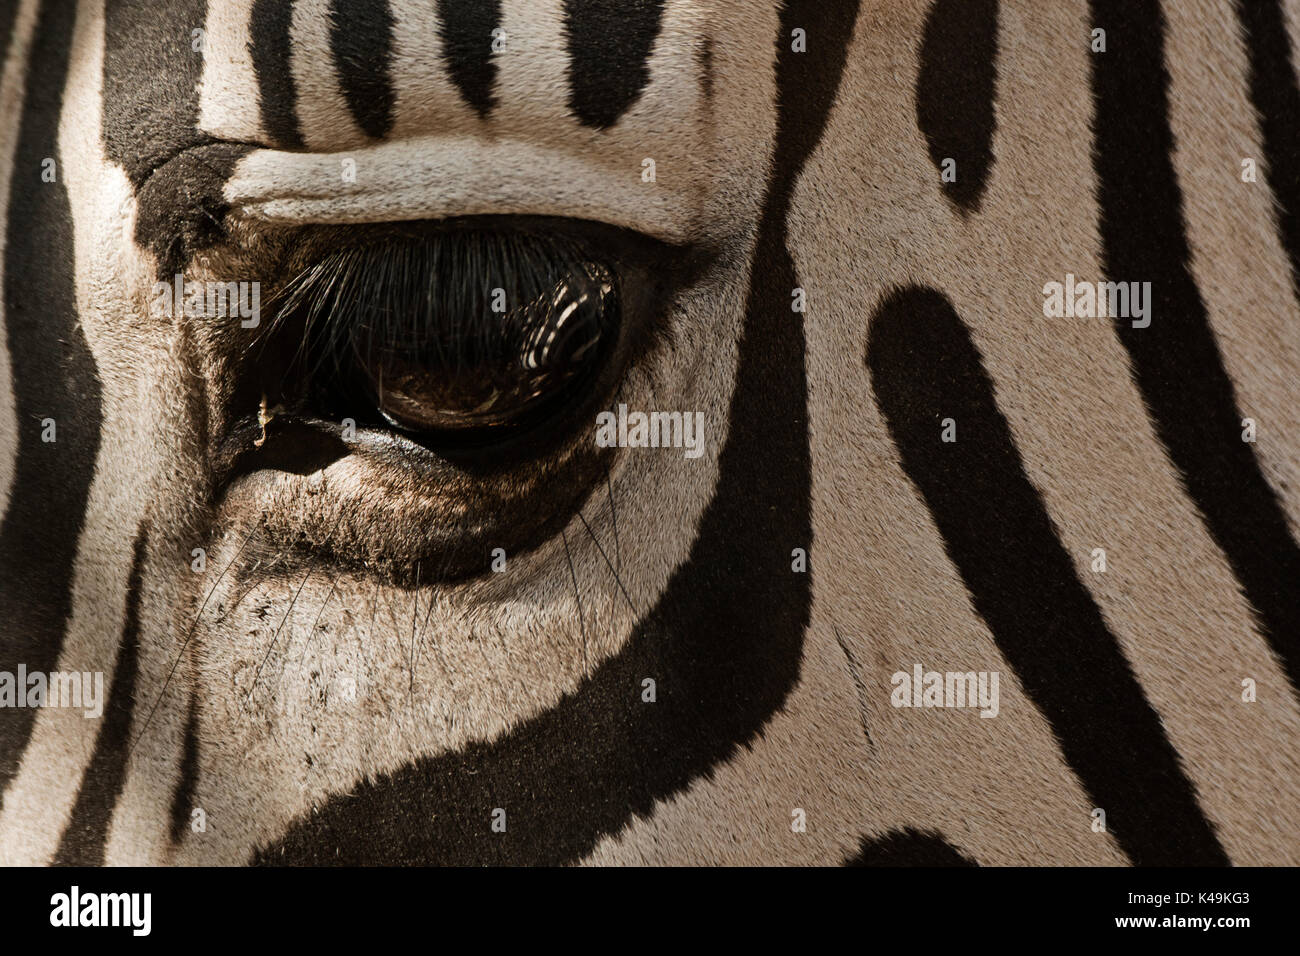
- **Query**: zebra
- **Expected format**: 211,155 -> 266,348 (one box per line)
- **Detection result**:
0,0 -> 1297,867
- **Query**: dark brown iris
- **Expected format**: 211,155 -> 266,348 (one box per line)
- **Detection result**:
363,262 -> 616,433
274,227 -> 626,446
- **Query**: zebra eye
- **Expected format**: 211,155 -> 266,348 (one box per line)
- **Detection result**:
271,225 -> 629,447
223,218 -> 682,581
361,260 -> 617,435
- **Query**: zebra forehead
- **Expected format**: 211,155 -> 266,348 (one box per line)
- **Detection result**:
95,0 -> 777,265
99,1 -> 742,175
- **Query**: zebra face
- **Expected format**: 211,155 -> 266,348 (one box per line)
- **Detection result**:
9,0 -> 813,864
6,0 -> 1300,869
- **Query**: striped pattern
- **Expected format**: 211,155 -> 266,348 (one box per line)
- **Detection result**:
213,0 -> 672,148
1,0 -> 1298,867
0,0 -> 100,821
1092,0 -> 1300,701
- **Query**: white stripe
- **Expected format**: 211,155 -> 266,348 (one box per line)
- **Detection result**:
197,0 -> 264,144
291,0 -> 366,150
387,0 -> 480,139
486,0 -> 707,241
492,0 -> 571,132
0,0 -> 42,523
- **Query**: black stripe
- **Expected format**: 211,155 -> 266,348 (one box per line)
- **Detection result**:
562,0 -> 664,130
168,690 -> 201,846
52,525 -> 149,867
866,286 -> 1229,867
436,0 -> 501,119
915,0 -> 999,212
104,0 -> 249,280
1239,1 -> 1300,302
249,0 -> 305,149
253,0 -> 860,866
1091,0 -> 1300,698
329,0 -> 395,139
697,36 -> 714,106
0,0 -> 99,814
132,141 -> 250,280
845,828 -> 977,866
103,0 -> 210,188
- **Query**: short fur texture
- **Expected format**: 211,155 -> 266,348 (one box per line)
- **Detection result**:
0,0 -> 1297,866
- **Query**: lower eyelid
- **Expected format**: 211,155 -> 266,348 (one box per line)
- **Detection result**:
216,414 -> 619,585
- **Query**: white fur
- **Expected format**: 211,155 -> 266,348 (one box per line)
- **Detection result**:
224,136 -> 696,243
197,0 -> 265,145
291,0 -> 366,150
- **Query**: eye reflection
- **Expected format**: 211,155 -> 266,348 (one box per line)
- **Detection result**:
366,261 -> 616,433
271,227 -> 625,444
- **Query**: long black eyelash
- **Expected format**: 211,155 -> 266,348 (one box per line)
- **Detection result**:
266,228 -> 614,399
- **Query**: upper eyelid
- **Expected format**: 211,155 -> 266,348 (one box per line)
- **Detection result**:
223,134 -> 695,245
